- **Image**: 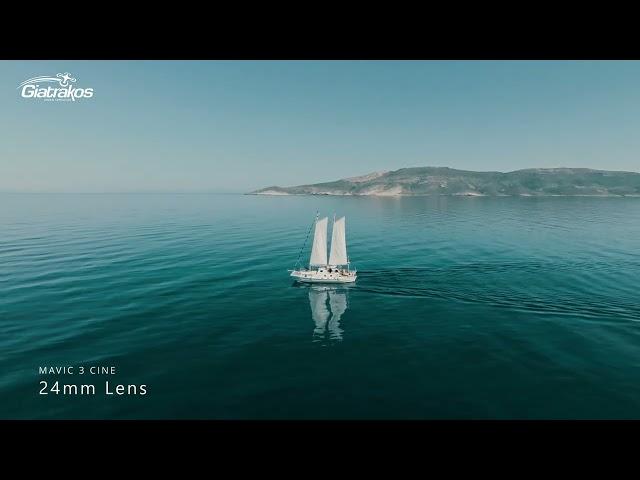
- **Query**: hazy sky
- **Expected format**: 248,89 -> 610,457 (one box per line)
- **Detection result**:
2,60 -> 640,192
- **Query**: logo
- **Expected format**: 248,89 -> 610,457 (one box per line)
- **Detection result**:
18,72 -> 94,102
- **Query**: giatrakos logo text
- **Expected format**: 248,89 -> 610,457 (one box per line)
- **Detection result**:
18,72 -> 94,102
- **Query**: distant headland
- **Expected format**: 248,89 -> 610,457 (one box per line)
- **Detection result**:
250,167 -> 640,197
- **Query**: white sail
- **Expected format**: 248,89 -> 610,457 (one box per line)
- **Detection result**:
309,217 -> 328,266
328,216 -> 348,265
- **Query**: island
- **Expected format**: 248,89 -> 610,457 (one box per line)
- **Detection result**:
250,167 -> 640,197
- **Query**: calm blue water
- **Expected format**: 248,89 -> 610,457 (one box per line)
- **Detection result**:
1,193 -> 640,419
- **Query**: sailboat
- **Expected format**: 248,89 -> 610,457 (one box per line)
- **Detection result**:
290,214 -> 357,284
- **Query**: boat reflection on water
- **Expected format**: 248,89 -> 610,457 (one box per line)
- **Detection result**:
305,285 -> 350,343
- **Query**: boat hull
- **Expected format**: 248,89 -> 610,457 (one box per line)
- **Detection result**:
291,270 -> 357,284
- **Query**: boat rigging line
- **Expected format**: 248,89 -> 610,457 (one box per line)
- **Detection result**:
294,211 -> 318,270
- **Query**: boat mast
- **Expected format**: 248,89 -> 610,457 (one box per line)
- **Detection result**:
311,211 -> 319,270
332,213 -> 336,268
313,211 -> 319,270
345,215 -> 349,273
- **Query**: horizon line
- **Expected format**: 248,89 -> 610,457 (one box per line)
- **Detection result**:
0,191 -> 246,195
3,167 -> 640,195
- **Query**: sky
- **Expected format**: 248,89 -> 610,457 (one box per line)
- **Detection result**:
1,60 -> 640,193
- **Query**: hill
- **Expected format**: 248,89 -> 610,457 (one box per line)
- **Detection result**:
251,167 -> 640,197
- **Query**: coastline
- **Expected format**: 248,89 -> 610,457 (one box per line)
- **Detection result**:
247,192 -> 640,198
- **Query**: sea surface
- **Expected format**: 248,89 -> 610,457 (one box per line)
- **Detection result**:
1,193 -> 640,419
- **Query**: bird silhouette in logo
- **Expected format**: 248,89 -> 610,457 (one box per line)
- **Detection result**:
56,72 -> 76,87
